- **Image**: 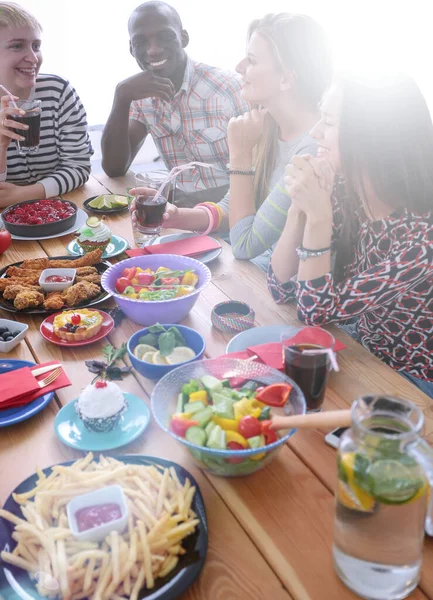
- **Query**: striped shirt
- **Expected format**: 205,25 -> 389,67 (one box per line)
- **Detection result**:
129,58 -> 247,193
3,74 -> 93,197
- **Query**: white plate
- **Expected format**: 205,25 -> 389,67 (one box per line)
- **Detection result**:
226,324 -> 300,353
0,208 -> 87,240
151,232 -> 222,264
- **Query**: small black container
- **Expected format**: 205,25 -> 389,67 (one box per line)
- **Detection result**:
1,198 -> 77,238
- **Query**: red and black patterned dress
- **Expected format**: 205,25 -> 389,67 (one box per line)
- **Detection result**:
267,182 -> 433,382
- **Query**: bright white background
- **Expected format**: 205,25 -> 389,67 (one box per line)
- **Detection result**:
16,0 -> 433,126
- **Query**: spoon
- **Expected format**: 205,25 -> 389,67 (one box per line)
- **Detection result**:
271,409 -> 351,432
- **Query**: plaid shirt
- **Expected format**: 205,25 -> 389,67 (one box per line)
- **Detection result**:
130,58 -> 247,193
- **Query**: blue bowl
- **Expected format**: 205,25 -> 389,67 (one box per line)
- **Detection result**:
127,324 -> 206,380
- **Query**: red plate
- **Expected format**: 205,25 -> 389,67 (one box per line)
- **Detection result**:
40,310 -> 114,347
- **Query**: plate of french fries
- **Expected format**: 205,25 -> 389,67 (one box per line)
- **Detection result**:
0,453 -> 208,600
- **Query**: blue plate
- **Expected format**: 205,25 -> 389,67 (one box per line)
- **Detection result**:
0,360 -> 55,427
151,232 -> 222,265
67,234 -> 129,259
0,455 -> 208,600
54,392 -> 150,451
226,324 -> 300,353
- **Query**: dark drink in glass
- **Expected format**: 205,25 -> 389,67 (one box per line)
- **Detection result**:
13,99 -> 41,155
135,195 -> 167,229
284,343 -> 330,411
12,112 -> 41,148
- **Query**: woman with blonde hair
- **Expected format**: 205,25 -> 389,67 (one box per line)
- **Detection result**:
0,1 -> 92,207
131,12 -> 332,270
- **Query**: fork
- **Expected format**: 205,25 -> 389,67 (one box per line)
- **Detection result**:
37,367 -> 62,388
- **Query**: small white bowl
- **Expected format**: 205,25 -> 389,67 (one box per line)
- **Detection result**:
39,268 -> 76,292
0,318 -> 28,353
66,484 -> 128,542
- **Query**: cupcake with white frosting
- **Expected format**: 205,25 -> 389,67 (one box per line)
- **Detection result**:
75,380 -> 127,432
76,216 -> 111,254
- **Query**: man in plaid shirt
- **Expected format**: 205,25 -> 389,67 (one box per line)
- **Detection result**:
102,1 -> 247,206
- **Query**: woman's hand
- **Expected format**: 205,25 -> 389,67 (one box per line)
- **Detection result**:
228,108 -> 267,161
284,155 -> 334,223
0,96 -> 27,151
129,187 -> 183,229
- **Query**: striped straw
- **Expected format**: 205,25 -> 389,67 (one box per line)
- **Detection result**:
0,85 -> 18,109
151,161 -> 223,204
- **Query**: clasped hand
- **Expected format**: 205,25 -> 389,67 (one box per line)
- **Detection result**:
284,155 -> 334,221
227,108 -> 267,157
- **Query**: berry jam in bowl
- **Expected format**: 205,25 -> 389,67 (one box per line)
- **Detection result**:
1,198 -> 77,237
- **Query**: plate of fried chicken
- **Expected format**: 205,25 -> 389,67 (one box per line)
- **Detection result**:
0,249 -> 112,313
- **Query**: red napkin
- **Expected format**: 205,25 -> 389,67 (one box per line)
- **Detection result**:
0,361 -> 71,410
126,235 -> 220,258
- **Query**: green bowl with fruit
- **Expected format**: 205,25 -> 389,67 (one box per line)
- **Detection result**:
151,358 -> 306,477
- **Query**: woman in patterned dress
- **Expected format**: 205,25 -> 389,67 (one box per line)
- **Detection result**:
268,74 -> 433,397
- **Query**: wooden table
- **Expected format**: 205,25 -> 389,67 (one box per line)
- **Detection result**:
1,173 -> 432,600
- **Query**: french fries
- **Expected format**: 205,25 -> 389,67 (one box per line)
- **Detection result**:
0,454 -> 199,599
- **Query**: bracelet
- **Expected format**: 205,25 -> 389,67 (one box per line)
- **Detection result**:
227,168 -> 255,176
296,245 -> 331,261
211,301 -> 255,333
198,202 -> 223,229
194,205 -> 215,235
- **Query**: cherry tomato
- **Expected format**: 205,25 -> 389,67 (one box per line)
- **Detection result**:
115,277 -> 131,294
122,267 -> 137,280
238,416 -> 262,439
261,420 -> 278,445
137,272 -> 155,285
71,314 -> 81,325
226,441 -> 245,464
0,228 -> 11,254
160,277 -> 180,286
170,417 -> 198,438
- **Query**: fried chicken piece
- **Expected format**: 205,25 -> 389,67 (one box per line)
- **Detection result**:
76,267 -> 98,276
0,276 -> 41,291
43,291 -> 65,311
6,266 -> 45,279
13,290 -> 44,310
62,281 -> 100,307
3,284 -> 42,300
49,249 -> 103,269
18,257 -> 50,270
76,274 -> 101,284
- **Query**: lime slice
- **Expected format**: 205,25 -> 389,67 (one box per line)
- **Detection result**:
141,351 -> 156,364
86,216 -> 100,228
112,195 -> 129,207
101,195 -> 114,209
165,346 -> 196,365
134,343 -> 157,360
368,459 -> 426,505
153,351 -> 168,365
88,195 -> 104,209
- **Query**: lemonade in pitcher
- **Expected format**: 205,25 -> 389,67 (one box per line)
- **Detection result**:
333,396 -> 432,600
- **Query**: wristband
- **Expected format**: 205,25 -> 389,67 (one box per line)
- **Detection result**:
296,246 -> 331,261
211,301 -> 255,333
227,168 -> 255,176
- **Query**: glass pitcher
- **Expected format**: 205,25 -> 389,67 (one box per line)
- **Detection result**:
333,395 -> 433,600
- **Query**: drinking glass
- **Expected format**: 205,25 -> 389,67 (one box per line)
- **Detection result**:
13,99 -> 41,155
131,171 -> 172,247
334,395 -> 433,599
281,327 -> 335,412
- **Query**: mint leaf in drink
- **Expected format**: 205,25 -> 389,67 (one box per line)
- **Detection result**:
138,333 -> 158,347
168,326 -> 186,347
353,453 -> 372,494
159,331 -> 176,356
148,324 -> 167,334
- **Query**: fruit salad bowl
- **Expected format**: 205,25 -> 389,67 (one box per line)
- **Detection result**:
101,255 -> 211,326
151,358 -> 306,477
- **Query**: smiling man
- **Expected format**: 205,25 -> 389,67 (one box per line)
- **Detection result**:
101,1 -> 247,206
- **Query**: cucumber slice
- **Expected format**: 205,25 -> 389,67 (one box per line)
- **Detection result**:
183,401 -> 206,415
205,421 -> 216,437
212,395 -> 235,419
185,426 -> 207,446
221,379 -> 231,388
206,425 -> 227,449
176,393 -> 186,414
195,406 -> 214,428
248,434 -> 265,449
201,375 -> 223,395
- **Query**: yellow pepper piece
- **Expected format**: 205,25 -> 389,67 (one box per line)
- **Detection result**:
182,271 -> 199,287
189,390 -> 208,405
135,267 -> 144,273
226,431 -> 248,448
131,277 -> 139,284
212,416 -> 239,431
175,285 -> 194,297
233,398 -> 262,420
250,452 -> 266,461
144,268 -> 153,274
172,412 -> 193,420
126,293 -> 138,299
156,266 -> 171,273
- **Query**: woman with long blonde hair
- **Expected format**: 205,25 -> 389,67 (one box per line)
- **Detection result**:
131,13 -> 332,269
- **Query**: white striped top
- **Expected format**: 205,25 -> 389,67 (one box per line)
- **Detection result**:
3,74 -> 93,197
